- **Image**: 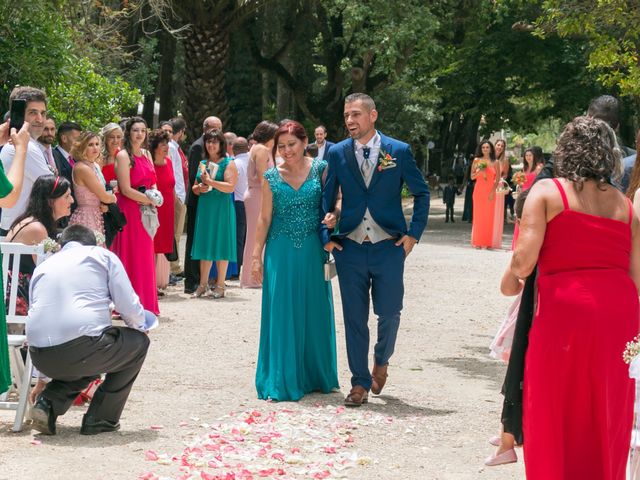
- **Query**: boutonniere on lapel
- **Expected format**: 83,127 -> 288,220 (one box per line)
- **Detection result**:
377,149 -> 397,171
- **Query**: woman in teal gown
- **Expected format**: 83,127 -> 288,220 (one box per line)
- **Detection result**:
252,121 -> 339,401
190,129 -> 237,299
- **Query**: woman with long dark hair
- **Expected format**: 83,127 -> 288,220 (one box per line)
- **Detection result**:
6,175 -> 73,316
471,140 -> 503,248
110,117 -> 159,314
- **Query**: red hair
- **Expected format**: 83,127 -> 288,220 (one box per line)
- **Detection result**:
272,121 -> 307,158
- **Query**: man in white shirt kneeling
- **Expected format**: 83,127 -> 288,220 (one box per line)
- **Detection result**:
27,225 -> 152,435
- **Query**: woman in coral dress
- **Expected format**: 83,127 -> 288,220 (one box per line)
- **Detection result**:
512,116 -> 639,480
110,117 -> 159,315
69,132 -> 117,243
240,121 -> 277,288
471,140 -> 502,248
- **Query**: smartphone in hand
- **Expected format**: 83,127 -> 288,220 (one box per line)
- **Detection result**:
9,99 -> 26,131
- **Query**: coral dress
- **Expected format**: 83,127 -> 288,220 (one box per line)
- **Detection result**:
523,179 -> 638,480
471,162 -> 502,248
69,163 -> 105,242
110,154 -> 159,315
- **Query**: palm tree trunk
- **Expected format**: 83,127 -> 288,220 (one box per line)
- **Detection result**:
182,22 -> 230,140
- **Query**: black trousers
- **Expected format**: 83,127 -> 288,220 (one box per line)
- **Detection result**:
184,201 -> 200,291
445,203 -> 455,222
234,200 -> 247,271
30,326 -> 150,423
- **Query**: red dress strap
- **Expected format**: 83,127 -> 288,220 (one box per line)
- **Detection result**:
552,178 -> 569,210
627,198 -> 634,225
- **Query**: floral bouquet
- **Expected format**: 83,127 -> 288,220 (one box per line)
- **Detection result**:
624,335 -> 640,478
40,237 -> 60,254
512,171 -> 527,187
476,161 -> 487,171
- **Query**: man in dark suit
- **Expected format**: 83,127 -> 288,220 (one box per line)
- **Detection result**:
183,116 -> 222,293
320,93 -> 429,406
52,121 -> 82,185
309,125 -> 335,160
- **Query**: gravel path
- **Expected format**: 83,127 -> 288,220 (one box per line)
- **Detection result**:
0,198 -> 525,479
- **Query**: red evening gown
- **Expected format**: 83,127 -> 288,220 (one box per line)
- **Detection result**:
110,154 -> 159,315
153,158 -> 175,254
523,179 -> 638,479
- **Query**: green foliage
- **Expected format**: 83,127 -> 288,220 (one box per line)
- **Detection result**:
535,0 -> 640,100
47,58 -> 141,131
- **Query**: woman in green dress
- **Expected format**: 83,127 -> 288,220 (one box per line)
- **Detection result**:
252,121 -> 339,401
0,120 -> 32,395
191,129 -> 238,299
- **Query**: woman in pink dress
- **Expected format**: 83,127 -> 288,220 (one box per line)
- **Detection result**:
148,129 -> 176,292
513,117 -> 639,479
511,147 -> 545,249
110,117 -> 159,314
69,132 -> 117,243
240,121 -> 278,288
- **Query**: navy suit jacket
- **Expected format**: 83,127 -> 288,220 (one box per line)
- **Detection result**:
320,133 -> 429,245
52,146 -> 73,185
186,136 -> 205,207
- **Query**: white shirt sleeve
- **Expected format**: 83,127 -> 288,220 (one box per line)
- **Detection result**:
106,252 -> 146,330
169,142 -> 186,203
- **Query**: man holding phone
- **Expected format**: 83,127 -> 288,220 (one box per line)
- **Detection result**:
0,86 -> 53,236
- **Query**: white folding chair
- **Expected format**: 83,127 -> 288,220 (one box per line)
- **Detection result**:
0,242 -> 45,431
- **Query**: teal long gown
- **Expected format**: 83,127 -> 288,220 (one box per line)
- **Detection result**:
255,159 -> 339,401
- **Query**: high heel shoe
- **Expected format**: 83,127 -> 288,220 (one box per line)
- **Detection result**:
484,448 -> 517,466
191,284 -> 208,298
211,285 -> 225,299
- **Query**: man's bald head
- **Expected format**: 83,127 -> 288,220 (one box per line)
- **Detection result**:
233,137 -> 249,155
203,116 -> 222,133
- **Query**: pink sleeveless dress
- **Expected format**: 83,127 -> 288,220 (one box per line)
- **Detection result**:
69,163 -> 105,243
110,153 -> 159,314
240,149 -> 274,288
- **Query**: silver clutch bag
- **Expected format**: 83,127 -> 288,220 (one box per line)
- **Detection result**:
324,257 -> 337,281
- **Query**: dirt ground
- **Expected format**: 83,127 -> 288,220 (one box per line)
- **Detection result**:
0,197 -> 524,479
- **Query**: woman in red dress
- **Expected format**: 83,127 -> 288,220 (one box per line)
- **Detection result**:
511,147 -> 545,249
100,122 -> 123,186
511,116 -> 640,479
148,129 -> 176,293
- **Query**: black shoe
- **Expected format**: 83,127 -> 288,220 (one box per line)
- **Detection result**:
80,415 -> 120,435
174,271 -> 185,278
32,396 -> 57,435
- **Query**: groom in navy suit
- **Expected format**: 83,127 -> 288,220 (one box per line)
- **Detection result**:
320,93 -> 429,406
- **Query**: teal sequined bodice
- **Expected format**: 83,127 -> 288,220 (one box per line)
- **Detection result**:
264,159 -> 326,248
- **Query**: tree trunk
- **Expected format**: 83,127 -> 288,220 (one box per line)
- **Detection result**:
158,29 -> 177,121
182,22 -> 230,141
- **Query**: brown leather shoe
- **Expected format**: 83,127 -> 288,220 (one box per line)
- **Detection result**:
344,385 -> 369,407
371,363 -> 389,395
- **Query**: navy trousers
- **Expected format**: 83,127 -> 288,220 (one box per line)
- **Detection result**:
333,238 -> 405,390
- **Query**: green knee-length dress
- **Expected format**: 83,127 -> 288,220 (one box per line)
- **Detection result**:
191,157 -> 237,261
0,161 -> 15,393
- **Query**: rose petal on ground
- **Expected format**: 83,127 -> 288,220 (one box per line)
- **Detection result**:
30,439 -> 42,446
145,450 -> 159,461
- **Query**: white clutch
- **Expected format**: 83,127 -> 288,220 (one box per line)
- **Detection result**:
324,257 -> 337,281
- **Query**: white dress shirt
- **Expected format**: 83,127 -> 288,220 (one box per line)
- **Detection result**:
0,138 -> 53,230
317,142 -> 327,162
169,140 -> 186,203
347,132 -> 392,244
27,242 -> 146,347
233,152 -> 250,201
